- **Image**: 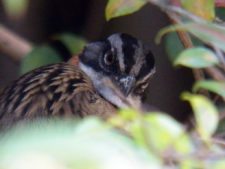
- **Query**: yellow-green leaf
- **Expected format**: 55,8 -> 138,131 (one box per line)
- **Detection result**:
174,47 -> 219,68
0,118 -> 162,169
143,113 -> 193,154
181,0 -> 215,20
182,92 -> 219,140
193,80 -> 225,99
2,0 -> 29,17
105,0 -> 147,21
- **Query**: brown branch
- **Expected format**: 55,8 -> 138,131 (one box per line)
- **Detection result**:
205,67 -> 225,81
168,16 -> 205,82
0,25 -> 32,61
167,6 -> 225,82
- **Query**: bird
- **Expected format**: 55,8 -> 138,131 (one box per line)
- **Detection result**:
0,33 -> 155,129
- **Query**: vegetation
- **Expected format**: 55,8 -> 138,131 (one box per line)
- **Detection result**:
1,0 -> 225,169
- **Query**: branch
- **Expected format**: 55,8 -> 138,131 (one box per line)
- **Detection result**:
167,6 -> 225,82
0,25 -> 32,61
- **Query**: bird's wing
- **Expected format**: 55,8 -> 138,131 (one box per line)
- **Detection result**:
0,63 -> 116,129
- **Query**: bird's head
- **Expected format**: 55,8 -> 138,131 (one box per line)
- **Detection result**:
79,33 -> 155,109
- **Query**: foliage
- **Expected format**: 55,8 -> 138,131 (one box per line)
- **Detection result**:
20,34 -> 86,74
174,47 -> 219,68
2,0 -> 29,17
105,0 -> 147,20
181,0 -> 215,21
0,109 -> 224,169
106,0 -> 225,168
1,0 -> 225,169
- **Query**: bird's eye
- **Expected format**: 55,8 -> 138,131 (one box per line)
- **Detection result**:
104,50 -> 115,65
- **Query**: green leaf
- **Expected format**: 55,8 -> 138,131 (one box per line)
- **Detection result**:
2,0 -> 29,17
105,0 -> 147,21
143,113 -> 193,154
157,22 -> 225,53
211,160 -> 225,169
20,46 -> 63,74
164,32 -> 184,62
181,0 -> 215,20
182,92 -> 219,140
53,33 -> 87,55
193,80 -> 225,99
174,47 -> 219,68
0,118 -> 162,169
110,110 -> 193,154
164,33 -> 203,62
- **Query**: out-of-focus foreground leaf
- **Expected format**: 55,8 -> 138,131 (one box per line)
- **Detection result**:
182,92 -> 219,140
193,80 -> 225,99
174,47 -> 219,68
0,118 -> 161,169
110,109 -> 193,154
105,0 -> 147,21
143,113 -> 193,154
181,0 -> 215,20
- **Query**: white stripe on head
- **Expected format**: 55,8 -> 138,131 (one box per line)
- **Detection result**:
130,41 -> 145,76
108,34 -> 125,73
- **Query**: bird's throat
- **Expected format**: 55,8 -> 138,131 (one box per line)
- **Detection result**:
79,62 -> 130,109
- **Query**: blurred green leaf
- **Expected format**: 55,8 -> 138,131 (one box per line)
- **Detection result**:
164,32 -> 203,62
105,0 -> 147,21
182,92 -> 219,140
157,22 -> 225,54
0,118 -> 162,169
143,113 -> 193,154
20,34 -> 87,74
165,32 -> 184,62
2,0 -> 29,17
181,0 -> 215,20
174,47 -> 219,68
109,108 -> 139,129
20,46 -> 63,74
110,110 -> 193,154
180,159 -> 202,169
53,33 -> 87,55
193,80 -> 225,99
212,161 -> 225,169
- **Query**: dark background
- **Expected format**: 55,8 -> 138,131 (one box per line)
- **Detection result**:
0,0 -> 193,121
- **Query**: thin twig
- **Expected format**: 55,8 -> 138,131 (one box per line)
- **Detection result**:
0,25 -> 32,61
205,67 -> 225,81
164,5 -> 225,82
169,15 -> 205,81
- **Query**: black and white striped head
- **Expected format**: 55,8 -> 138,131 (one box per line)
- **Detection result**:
79,33 -> 155,108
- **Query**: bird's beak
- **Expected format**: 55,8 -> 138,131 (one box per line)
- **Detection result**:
117,75 -> 136,96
